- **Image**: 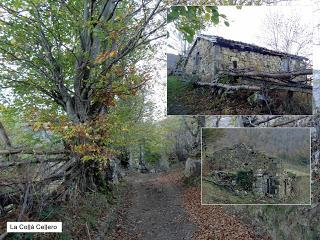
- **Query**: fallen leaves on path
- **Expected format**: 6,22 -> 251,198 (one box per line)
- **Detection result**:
183,187 -> 269,240
152,170 -> 183,185
109,170 -> 270,240
108,170 -> 190,240
108,186 -> 139,240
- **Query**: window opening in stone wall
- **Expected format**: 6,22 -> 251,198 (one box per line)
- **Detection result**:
284,179 -> 287,195
195,52 -> 200,65
282,58 -> 290,72
233,61 -> 237,69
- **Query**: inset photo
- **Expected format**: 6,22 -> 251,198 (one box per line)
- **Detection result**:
201,128 -> 311,205
167,6 -> 313,115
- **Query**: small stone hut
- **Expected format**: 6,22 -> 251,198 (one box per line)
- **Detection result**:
184,35 -> 308,82
207,143 -> 294,197
253,168 -> 293,198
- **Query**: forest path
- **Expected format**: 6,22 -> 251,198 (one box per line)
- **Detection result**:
107,168 -> 265,240
108,169 -> 195,240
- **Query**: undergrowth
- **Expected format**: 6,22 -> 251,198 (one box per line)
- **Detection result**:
167,75 -> 312,115
7,182 -> 127,240
183,176 -> 201,187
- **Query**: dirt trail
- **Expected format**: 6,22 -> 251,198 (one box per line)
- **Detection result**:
109,170 -> 195,240
108,169 -> 264,240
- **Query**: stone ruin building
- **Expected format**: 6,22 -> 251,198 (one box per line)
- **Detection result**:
184,35 -> 309,83
205,143 -> 295,198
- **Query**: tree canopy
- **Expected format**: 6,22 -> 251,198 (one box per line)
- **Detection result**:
167,6 -> 228,42
0,0 -> 165,123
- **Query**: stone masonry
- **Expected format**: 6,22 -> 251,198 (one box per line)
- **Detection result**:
206,143 -> 295,198
184,35 -> 308,82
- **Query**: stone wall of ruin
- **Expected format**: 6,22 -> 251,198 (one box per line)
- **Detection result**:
185,39 -> 216,82
184,39 -> 307,82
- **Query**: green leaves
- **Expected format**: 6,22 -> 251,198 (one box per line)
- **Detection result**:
211,13 -> 220,25
167,6 -> 229,43
178,25 -> 195,43
204,12 -> 211,21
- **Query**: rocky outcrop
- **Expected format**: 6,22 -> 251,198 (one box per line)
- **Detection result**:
158,155 -> 170,171
184,157 -> 201,177
109,159 -> 122,184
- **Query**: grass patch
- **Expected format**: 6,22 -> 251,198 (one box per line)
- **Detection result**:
283,163 -> 310,176
167,75 -> 190,97
288,176 -> 310,204
202,181 -> 257,204
167,75 -> 194,115
202,175 -> 310,204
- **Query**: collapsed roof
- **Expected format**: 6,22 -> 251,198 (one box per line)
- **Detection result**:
206,143 -> 281,171
189,34 -> 308,61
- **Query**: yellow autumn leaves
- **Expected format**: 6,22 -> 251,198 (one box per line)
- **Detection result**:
95,50 -> 118,63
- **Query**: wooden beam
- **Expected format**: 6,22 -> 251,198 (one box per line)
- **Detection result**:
0,157 -> 68,168
195,82 -> 312,94
0,149 -> 68,155
219,69 -> 313,80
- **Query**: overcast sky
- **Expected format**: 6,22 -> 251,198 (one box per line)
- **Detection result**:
205,6 -> 313,54
167,6 -> 314,58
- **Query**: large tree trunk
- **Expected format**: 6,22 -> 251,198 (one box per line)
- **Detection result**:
0,121 -> 12,149
183,116 -> 205,158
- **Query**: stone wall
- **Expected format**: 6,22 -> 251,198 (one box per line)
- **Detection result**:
278,172 -> 293,198
184,39 -> 307,83
185,39 -> 216,82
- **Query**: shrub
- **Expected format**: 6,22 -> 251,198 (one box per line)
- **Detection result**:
236,170 -> 254,191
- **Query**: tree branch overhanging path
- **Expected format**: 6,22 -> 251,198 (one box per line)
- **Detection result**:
0,0 -> 172,196
0,2 -> 232,194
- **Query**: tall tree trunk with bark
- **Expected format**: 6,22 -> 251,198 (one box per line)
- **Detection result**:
0,121 -> 12,149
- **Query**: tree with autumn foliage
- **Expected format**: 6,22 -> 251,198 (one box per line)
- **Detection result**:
0,1 -> 228,194
0,0 -> 167,192
0,0 -> 165,122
